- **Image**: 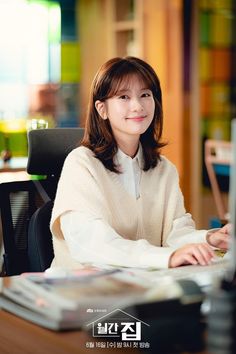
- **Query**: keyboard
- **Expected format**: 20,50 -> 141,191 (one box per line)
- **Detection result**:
155,259 -> 228,288
122,257 -> 230,291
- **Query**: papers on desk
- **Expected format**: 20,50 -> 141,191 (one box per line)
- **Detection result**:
0,267 -> 149,330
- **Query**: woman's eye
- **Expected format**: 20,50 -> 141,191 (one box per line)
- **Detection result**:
119,95 -> 129,100
142,92 -> 151,97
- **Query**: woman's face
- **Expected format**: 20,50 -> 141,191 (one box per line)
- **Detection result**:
96,75 -> 155,149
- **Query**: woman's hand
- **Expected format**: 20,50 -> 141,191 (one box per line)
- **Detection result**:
206,223 -> 231,250
169,243 -> 215,268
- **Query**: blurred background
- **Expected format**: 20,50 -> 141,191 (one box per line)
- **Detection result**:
0,0 -> 235,229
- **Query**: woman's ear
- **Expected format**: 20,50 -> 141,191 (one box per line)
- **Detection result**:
95,100 -> 108,120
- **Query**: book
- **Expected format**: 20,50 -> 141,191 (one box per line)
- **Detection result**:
0,268 -> 147,331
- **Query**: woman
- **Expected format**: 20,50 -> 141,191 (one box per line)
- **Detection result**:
50,56 -> 229,269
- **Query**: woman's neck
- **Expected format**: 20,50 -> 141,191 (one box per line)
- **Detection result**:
117,139 -> 139,158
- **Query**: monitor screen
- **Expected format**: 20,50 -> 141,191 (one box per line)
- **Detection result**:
227,118 -> 236,281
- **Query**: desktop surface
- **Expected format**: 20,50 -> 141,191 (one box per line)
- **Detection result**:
0,309 -> 140,354
0,306 -> 208,354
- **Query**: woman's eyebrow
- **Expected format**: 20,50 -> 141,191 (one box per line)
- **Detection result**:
115,88 -> 130,95
115,87 -> 151,94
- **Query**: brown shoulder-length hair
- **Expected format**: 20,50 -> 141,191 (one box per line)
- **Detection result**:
81,56 -> 167,173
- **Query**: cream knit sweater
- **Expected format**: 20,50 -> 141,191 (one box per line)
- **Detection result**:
50,146 -> 207,269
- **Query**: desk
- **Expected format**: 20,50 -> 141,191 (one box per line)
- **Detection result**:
0,309 -> 208,354
0,157 -> 29,183
0,157 -> 28,172
0,309 -> 140,354
0,309 -> 209,354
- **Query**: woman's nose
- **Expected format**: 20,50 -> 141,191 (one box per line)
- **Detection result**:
130,98 -> 143,111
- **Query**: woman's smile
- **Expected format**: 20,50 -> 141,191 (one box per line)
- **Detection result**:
126,116 -> 146,122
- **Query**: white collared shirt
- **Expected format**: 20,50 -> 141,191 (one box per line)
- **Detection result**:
114,147 -> 142,199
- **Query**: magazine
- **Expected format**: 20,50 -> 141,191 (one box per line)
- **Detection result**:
0,268 -> 147,331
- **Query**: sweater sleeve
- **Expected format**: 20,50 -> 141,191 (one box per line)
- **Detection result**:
166,213 -> 208,247
60,211 -> 176,269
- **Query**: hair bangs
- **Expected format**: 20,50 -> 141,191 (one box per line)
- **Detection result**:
106,64 -> 154,99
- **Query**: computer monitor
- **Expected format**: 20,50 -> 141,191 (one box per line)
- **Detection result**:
226,118 -> 236,282
207,120 -> 236,354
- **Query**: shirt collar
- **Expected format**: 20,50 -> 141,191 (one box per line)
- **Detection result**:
116,143 -> 143,169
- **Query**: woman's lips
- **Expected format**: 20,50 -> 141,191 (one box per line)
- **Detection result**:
127,116 -> 146,122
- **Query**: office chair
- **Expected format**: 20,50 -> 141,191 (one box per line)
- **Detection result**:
0,128 -> 84,276
0,180 -> 45,275
27,200 -> 54,272
205,139 -> 232,224
27,127 -> 84,273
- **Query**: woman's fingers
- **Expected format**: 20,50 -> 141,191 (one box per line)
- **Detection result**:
192,244 -> 214,265
208,232 -> 230,249
182,254 -> 198,265
169,243 -> 215,268
220,223 -> 232,234
207,223 -> 231,249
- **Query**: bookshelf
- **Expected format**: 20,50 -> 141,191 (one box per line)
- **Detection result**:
199,0 -> 234,141
106,0 -> 143,58
197,0 -> 236,227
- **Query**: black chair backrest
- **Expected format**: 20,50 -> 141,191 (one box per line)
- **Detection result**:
27,128 -> 84,177
27,200 -> 54,272
0,128 -> 84,276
